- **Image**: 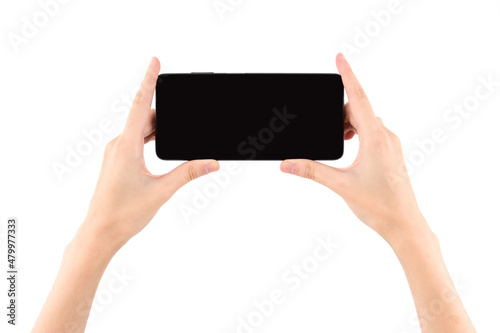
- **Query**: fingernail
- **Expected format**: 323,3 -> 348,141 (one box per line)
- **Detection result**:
282,161 -> 296,175
204,161 -> 219,174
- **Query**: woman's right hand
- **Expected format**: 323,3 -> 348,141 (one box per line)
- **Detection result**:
280,53 -> 428,244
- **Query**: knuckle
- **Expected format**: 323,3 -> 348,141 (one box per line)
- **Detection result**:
114,137 -> 127,151
134,89 -> 145,103
357,86 -> 367,99
303,163 -> 316,181
384,127 -> 401,144
104,136 -> 119,153
391,132 -> 401,144
186,164 -> 199,182
104,142 -> 113,154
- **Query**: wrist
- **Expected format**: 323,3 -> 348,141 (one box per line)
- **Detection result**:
387,225 -> 439,263
66,218 -> 125,263
379,213 -> 437,254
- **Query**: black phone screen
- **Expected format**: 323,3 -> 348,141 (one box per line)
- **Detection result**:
155,73 -> 344,160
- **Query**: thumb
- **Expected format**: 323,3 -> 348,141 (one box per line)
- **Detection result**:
157,159 -> 220,199
280,159 -> 347,195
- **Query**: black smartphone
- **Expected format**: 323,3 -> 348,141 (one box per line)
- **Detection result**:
155,73 -> 344,160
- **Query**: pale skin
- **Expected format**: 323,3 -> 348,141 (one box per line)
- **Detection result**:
32,54 -> 475,333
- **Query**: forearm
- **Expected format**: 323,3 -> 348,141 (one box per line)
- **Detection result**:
32,221 -> 121,333
388,217 -> 475,333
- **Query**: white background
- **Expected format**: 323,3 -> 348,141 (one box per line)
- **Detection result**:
1,0 -> 500,332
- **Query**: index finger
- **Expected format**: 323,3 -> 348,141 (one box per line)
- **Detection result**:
123,57 -> 161,140
336,53 -> 378,132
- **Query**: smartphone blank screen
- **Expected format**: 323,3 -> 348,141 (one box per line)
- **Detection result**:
155,73 -> 344,160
